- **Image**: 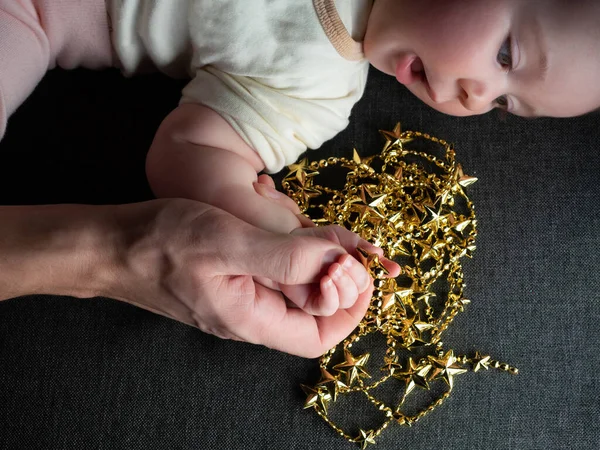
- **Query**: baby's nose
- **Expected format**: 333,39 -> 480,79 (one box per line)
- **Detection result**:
426,80 -> 458,104
458,78 -> 495,112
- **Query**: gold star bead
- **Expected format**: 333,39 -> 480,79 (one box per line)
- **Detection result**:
472,352 -> 491,372
300,384 -> 332,413
379,122 -> 413,152
359,184 -> 388,209
453,219 -> 472,233
284,158 -> 319,186
419,241 -> 441,262
451,164 -> 478,195
458,175 -> 478,189
382,355 -> 403,375
392,357 -> 431,399
296,185 -> 322,207
350,202 -> 385,226
428,350 -> 468,390
351,148 -> 365,165
399,309 -> 435,347
333,349 -> 370,386
349,148 -> 376,170
423,205 -> 448,233
315,368 -> 346,402
355,429 -> 377,449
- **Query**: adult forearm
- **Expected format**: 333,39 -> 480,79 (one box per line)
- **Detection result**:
0,204 -> 124,301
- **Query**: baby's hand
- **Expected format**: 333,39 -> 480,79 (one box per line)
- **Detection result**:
282,226 -> 400,316
253,174 -> 315,228
254,173 -> 400,316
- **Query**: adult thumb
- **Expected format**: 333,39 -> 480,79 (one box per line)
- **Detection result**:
242,230 -> 347,286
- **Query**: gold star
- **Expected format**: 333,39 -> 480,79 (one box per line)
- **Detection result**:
413,290 -> 436,306
419,241 -> 441,262
380,291 -> 397,313
349,148 -> 376,170
284,158 -> 319,186
350,202 -> 385,227
359,184 -> 388,209
382,355 -> 403,375
355,429 -> 377,449
451,164 -> 478,195
296,185 -> 322,209
379,279 -> 413,313
390,240 -> 411,258
403,204 -> 426,228
333,349 -> 370,386
369,226 -> 389,248
379,122 -> 413,152
423,205 -> 448,233
392,358 -> 431,399
393,165 -> 403,181
352,148 -> 365,165
392,412 -> 413,426
458,171 -> 478,188
315,367 -> 346,402
356,247 -> 380,268
454,298 -> 471,312
472,352 -> 491,372
398,309 -> 435,347
428,350 -> 468,390
300,384 -> 332,413
453,219 -> 472,233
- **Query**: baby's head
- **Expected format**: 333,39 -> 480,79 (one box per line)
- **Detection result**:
363,0 -> 600,118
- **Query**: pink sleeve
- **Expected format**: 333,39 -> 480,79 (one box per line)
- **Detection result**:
0,0 -> 112,140
0,1 -> 50,139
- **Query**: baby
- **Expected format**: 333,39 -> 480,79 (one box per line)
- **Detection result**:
1,0 -> 598,317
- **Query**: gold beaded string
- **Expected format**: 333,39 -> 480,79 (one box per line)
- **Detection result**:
284,124 -> 517,448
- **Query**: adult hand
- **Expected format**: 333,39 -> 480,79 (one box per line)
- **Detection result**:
254,174 -> 399,316
110,199 -> 399,358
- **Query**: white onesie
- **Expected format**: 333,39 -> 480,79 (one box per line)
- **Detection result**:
107,0 -> 372,173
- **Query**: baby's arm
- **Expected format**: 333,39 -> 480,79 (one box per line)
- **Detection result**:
146,103 -> 301,234
146,103 -> 376,316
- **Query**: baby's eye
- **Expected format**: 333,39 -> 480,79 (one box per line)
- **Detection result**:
494,95 -> 509,109
497,37 -> 512,69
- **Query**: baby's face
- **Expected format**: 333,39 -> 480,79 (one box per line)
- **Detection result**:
364,0 -> 600,118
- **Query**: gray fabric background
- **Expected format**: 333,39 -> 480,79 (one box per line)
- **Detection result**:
0,67 -> 598,449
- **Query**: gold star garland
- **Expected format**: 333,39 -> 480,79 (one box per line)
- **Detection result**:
282,123 -> 518,448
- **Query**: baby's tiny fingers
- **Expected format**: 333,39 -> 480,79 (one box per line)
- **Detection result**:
380,258 -> 401,278
253,181 -> 301,214
330,261 -> 360,309
256,174 -> 276,188
340,254 -> 371,293
316,276 -> 340,316
357,240 -> 385,256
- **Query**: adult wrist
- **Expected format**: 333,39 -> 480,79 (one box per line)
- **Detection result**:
0,203 -> 133,301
